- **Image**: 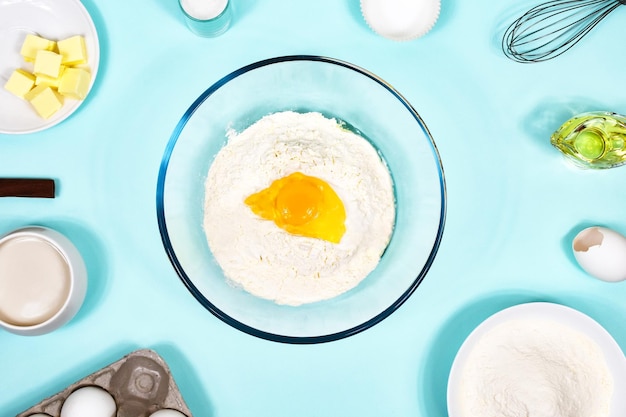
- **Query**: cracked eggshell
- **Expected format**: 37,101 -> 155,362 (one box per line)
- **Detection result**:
572,226 -> 626,282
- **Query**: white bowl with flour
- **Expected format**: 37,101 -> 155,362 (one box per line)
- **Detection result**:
447,302 -> 626,417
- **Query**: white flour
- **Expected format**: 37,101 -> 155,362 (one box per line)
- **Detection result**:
459,318 -> 614,417
203,111 -> 395,305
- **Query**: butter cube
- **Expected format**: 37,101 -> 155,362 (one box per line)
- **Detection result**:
57,35 -> 87,66
58,67 -> 91,100
25,85 -> 63,119
20,34 -> 56,62
35,66 -> 66,88
3,69 -> 36,98
33,50 -> 63,78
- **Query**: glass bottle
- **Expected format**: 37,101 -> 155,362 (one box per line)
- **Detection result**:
550,111 -> 626,169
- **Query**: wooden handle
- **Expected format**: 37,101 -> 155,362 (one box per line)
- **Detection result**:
0,178 -> 56,198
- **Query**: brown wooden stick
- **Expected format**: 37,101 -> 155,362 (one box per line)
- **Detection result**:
0,178 -> 56,198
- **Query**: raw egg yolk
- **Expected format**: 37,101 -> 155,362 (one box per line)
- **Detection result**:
245,172 -> 346,243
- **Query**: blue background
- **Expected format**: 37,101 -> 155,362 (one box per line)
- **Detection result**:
2,0 -> 626,416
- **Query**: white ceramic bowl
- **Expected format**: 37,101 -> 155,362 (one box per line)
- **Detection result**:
447,302 -> 626,417
0,226 -> 87,335
0,0 -> 100,134
360,0 -> 441,41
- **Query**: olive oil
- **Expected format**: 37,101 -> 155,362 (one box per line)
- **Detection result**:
550,111 -> 626,169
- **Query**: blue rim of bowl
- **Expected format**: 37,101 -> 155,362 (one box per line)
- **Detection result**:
156,55 -> 447,344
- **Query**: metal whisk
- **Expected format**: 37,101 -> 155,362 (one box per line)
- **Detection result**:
502,0 -> 625,63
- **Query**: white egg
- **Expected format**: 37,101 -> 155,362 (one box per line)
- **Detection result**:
60,386 -> 116,417
572,226 -> 626,282
28,414 -> 52,417
149,410 -> 187,417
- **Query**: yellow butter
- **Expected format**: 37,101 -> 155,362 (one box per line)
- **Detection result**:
57,35 -> 87,66
25,85 -> 63,119
3,69 -> 36,98
33,50 -> 63,78
58,67 -> 91,100
35,66 -> 66,88
20,34 -> 56,62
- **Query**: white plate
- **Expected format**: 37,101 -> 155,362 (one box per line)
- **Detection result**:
447,302 -> 626,417
0,0 -> 100,134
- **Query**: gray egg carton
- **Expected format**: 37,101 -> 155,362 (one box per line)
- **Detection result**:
16,349 -> 192,417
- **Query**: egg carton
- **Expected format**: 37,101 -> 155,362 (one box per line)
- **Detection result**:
16,348 -> 193,417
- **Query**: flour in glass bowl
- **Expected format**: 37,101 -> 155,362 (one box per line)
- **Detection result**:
459,318 -> 614,417
203,111 -> 395,306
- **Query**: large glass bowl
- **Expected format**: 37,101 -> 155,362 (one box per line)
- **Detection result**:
157,56 -> 446,344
